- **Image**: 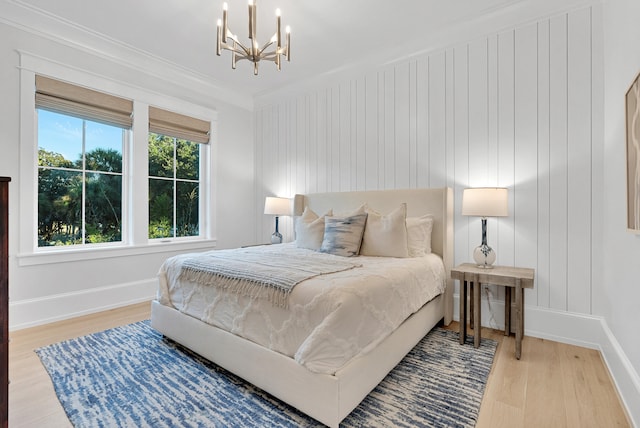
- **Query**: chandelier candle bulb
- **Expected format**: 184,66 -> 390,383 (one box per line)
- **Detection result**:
248,0 -> 253,39
251,1 -> 257,40
276,9 -> 281,48
286,26 -> 291,60
216,20 -> 222,55
222,3 -> 228,43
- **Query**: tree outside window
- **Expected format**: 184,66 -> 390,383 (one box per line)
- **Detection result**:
37,109 -> 124,247
148,133 -> 200,239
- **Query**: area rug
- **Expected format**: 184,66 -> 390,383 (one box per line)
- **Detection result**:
36,320 -> 497,427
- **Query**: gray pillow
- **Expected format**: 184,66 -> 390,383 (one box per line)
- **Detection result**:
319,213 -> 368,257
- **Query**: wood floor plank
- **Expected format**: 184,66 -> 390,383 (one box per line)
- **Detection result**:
8,303 -> 631,427
522,339 -> 567,427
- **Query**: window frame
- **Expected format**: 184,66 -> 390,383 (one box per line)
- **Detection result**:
18,55 -> 217,266
147,133 -> 203,241
36,108 -> 129,248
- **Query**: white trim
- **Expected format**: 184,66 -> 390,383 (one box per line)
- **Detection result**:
18,50 -> 219,123
204,116 -> 218,241
599,320 -> 640,428
454,293 -> 640,426
9,279 -> 156,331
17,239 -> 217,267
1,0 -> 252,110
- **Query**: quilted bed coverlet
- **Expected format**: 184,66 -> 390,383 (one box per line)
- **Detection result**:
157,243 -> 446,374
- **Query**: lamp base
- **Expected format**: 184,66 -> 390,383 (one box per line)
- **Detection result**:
473,244 -> 496,268
270,231 -> 283,244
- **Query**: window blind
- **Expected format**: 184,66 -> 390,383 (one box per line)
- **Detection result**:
149,106 -> 210,144
35,75 -> 133,129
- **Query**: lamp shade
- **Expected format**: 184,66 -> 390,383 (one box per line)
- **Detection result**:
462,188 -> 508,217
264,196 -> 291,216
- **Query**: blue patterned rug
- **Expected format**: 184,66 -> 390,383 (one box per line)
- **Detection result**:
36,321 -> 496,427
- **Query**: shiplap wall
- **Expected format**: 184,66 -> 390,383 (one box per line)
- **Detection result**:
254,5 -> 601,317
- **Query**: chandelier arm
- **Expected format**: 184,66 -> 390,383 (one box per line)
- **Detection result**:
261,48 -> 288,59
225,33 -> 252,56
223,45 -> 251,57
260,52 -> 278,61
258,40 -> 275,56
226,43 -> 251,57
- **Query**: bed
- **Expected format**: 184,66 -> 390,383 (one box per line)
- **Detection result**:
151,187 -> 454,427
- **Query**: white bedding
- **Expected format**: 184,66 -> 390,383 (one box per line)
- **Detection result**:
157,243 -> 446,375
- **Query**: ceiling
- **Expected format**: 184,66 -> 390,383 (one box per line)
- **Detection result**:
6,0 -> 536,99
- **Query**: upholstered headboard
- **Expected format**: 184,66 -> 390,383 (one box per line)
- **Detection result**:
293,187 -> 454,324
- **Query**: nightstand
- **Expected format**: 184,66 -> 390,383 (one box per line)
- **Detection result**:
451,263 -> 535,359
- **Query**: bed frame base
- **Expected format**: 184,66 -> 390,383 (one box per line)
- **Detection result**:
151,295 -> 444,427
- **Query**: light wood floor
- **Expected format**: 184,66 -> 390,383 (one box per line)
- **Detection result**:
8,302 -> 631,427
448,323 -> 632,428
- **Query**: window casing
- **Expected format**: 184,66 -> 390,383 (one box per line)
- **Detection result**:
23,71 -> 215,261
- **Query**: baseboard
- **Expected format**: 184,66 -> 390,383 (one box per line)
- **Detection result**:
454,293 -> 640,427
9,278 -> 156,331
598,320 -> 640,427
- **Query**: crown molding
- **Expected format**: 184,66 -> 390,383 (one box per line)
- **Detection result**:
0,0 -> 253,111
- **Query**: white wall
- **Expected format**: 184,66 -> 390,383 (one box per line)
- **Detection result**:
253,2 -> 638,422
255,4 -> 601,318
601,0 -> 640,421
0,21 -> 256,329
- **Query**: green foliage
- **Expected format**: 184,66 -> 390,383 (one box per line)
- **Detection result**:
38,149 -> 74,168
38,149 -> 82,246
148,133 -> 200,239
84,148 -> 123,173
38,130 -> 201,246
176,139 -> 199,180
38,147 -> 122,246
148,134 -> 175,178
148,218 -> 173,239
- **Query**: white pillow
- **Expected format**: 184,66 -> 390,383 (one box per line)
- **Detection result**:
406,215 -> 434,257
360,203 -> 409,258
295,207 -> 333,250
334,204 -> 366,217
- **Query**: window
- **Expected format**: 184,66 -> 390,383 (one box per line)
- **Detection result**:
37,109 -> 125,246
147,106 -> 209,240
35,75 -> 132,248
148,134 -> 200,239
26,72 -> 214,259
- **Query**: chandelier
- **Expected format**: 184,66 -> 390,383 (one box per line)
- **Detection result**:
216,1 -> 291,75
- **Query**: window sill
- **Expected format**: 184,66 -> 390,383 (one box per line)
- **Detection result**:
17,239 -> 218,267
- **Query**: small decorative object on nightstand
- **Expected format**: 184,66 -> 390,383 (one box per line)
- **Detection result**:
451,263 -> 534,360
462,187 -> 509,268
264,196 -> 291,244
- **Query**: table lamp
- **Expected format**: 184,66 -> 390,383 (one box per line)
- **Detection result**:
462,187 -> 508,268
264,196 -> 291,244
